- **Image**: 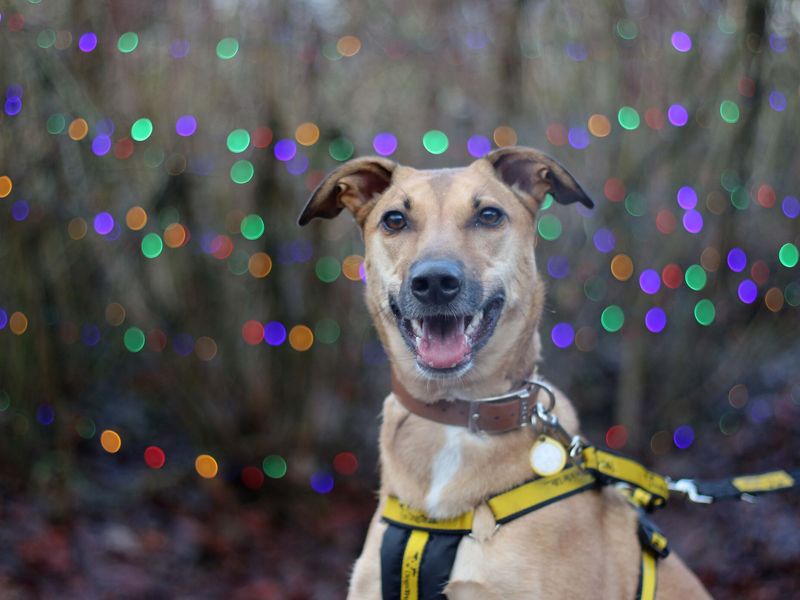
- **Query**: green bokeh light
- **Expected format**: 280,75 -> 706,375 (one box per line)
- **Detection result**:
227,250 -> 249,275
616,19 -> 638,40
0,391 -> 10,411
785,282 -> 800,306
316,257 -> 341,283
230,160 -> 254,184
329,137 -> 354,161
227,129 -> 250,153
584,277 -> 607,302
117,32 -> 139,53
537,214 -> 562,240
684,264 -> 707,291
37,29 -> 56,48
779,243 -> 799,268
240,214 -> 265,240
624,192 -> 647,217
617,106 -> 640,130
540,193 -> 554,211
216,37 -> 239,59
75,417 -> 96,439
719,100 -> 740,123
123,327 -> 146,352
717,14 -> 737,34
263,455 -> 287,478
315,318 -> 341,344
46,114 -> 66,134
141,233 -> 164,258
131,118 -> 153,141
720,169 -> 740,192
601,305 -> 625,333
157,207 -> 180,229
143,147 -> 164,168
694,299 -> 715,325
730,186 -> 750,210
422,130 -> 449,154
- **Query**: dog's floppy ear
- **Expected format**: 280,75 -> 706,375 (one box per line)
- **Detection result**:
484,146 -> 593,209
298,156 -> 397,226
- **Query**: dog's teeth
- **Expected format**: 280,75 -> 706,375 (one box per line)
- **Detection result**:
411,319 -> 424,338
466,310 -> 483,336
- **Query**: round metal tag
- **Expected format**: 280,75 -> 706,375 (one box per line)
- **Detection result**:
529,435 -> 567,477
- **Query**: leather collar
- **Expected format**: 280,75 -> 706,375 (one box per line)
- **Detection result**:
390,371 -> 549,435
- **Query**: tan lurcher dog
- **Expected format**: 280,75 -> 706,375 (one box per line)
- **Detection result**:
299,147 -> 711,599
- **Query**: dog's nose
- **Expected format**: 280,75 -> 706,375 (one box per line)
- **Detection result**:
409,260 -> 464,305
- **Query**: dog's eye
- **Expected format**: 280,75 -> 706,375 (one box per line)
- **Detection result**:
381,211 -> 407,232
476,207 -> 505,227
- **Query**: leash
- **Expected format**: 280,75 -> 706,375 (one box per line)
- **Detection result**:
382,375 -> 798,600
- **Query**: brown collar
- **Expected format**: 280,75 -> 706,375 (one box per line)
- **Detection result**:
391,371 -> 548,435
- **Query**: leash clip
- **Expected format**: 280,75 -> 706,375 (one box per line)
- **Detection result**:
667,479 -> 714,504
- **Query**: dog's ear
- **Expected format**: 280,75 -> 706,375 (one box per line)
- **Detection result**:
298,157 -> 397,226
484,146 -> 593,209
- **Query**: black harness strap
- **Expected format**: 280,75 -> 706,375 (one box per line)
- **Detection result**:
380,523 -> 461,600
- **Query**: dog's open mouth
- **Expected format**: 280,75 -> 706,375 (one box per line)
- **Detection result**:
390,295 -> 505,373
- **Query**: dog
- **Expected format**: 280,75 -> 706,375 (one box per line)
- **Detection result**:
299,147 -> 711,599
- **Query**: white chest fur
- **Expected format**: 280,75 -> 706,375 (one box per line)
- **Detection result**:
425,425 -> 464,517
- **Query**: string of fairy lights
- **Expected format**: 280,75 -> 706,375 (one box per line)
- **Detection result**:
1,3 -> 799,491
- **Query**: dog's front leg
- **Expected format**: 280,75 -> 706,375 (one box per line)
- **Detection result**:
347,506 -> 387,599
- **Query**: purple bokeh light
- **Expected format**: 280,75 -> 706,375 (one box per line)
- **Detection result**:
768,34 -> 787,53
78,32 -> 98,52
644,307 -> 667,333
93,212 -> 115,235
593,228 -> 615,253
175,115 -> 197,137
4,97 -> 22,116
170,40 -> 191,58
91,135 -> 112,156
285,152 -> 309,175
263,321 -> 287,346
568,127 -> 590,149
667,103 -> 688,126
768,91 -> 787,112
372,132 -> 398,156
547,255 -> 570,279
173,333 -> 195,356
565,42 -> 587,61
671,31 -> 692,52
639,269 -> 661,294
273,139 -> 297,162
81,324 -> 101,346
0,309 -> 7,330
682,209 -> 703,233
467,135 -> 491,158
310,472 -> 334,494
737,279 -> 757,304
96,118 -> 115,135
36,404 -> 55,426
727,248 -> 747,272
11,200 -> 29,221
676,186 -> 697,209
673,425 -> 695,449
551,323 -> 575,348
782,196 -> 799,218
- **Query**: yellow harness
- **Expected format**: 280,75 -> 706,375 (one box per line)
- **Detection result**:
381,449 -> 669,600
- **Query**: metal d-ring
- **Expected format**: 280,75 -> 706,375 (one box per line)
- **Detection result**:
525,379 -> 556,415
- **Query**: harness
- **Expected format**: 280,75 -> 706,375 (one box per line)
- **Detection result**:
381,375 -> 798,600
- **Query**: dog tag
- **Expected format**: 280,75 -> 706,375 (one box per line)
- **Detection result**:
529,435 -> 567,477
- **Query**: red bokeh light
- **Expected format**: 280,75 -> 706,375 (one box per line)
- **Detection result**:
605,424 -> 628,449
144,446 -> 166,469
333,451 -> 359,476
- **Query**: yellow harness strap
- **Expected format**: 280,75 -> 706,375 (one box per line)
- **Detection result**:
400,530 -> 429,600
638,550 -> 658,600
581,447 -> 670,509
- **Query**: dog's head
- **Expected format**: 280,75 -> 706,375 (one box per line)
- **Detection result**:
299,147 -> 591,389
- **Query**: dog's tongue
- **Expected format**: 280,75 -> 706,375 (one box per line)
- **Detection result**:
417,316 -> 470,369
